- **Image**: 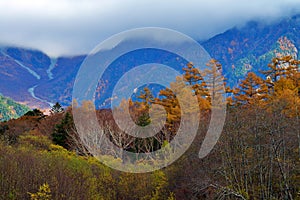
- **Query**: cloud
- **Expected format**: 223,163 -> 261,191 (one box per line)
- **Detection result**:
0,0 -> 299,57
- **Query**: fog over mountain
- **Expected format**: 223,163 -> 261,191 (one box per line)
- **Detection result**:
0,13 -> 299,110
0,0 -> 300,56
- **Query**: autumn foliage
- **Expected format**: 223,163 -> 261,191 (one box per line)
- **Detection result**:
0,56 -> 299,199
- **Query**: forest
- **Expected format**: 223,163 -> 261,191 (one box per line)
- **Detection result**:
0,95 -> 30,122
0,55 -> 299,200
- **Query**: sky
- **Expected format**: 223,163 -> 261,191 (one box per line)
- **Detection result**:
0,0 -> 299,57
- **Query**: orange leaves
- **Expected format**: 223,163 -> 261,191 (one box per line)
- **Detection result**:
231,55 -> 299,117
233,72 -> 269,106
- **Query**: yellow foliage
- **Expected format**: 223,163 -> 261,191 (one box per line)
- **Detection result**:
268,87 -> 300,117
28,183 -> 52,200
150,171 -> 169,200
19,134 -> 51,150
274,77 -> 296,94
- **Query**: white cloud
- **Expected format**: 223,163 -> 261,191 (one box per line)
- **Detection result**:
0,0 -> 299,57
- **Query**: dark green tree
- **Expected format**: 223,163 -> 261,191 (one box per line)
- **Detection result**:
50,102 -> 64,114
24,109 -> 44,117
51,112 -> 72,148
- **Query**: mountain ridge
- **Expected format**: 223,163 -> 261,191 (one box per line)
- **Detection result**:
0,14 -> 299,110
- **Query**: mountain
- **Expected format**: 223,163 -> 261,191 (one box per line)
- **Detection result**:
0,15 -> 299,109
0,94 -> 30,121
34,56 -> 85,106
202,14 -> 300,86
0,47 -> 84,108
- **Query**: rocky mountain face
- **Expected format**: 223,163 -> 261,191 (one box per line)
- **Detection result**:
0,15 -> 299,110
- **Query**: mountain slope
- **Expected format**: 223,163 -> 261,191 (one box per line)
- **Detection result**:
35,56 -> 85,106
0,47 -> 84,108
0,94 -> 30,121
202,14 -> 300,86
0,15 -> 299,108
0,48 -> 52,108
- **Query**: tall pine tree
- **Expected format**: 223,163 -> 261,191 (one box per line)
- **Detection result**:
233,72 -> 269,106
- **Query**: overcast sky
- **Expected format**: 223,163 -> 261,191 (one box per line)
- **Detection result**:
0,0 -> 299,57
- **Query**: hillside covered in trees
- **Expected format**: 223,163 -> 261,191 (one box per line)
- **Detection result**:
0,94 -> 30,122
0,55 -> 299,199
